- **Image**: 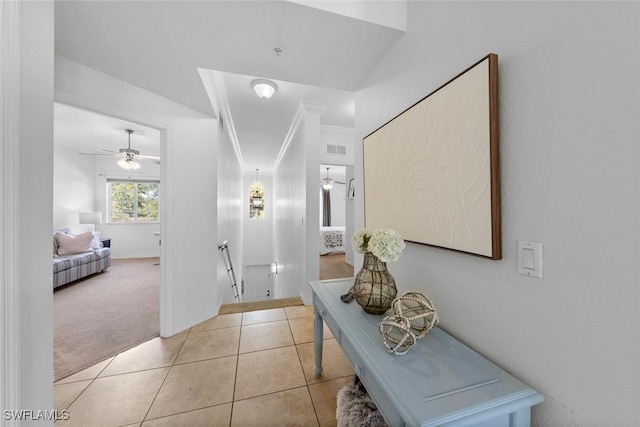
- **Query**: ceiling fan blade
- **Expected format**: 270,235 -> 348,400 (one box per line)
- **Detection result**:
138,155 -> 161,165
78,152 -> 119,157
334,180 -> 346,185
101,148 -> 118,153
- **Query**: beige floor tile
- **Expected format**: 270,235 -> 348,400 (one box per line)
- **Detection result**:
142,403 -> 231,426
231,387 -> 319,427
241,308 -> 286,325
174,327 -> 240,364
99,334 -> 188,377
308,376 -> 354,427
146,356 -> 236,420
234,346 -> 306,401
284,305 -> 314,319
297,339 -> 354,385
192,313 -> 242,332
55,357 -> 114,385
288,316 -> 333,344
54,380 -> 92,411
239,320 -> 294,353
56,368 -> 169,427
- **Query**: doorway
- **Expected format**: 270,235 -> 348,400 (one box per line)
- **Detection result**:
53,103 -> 163,380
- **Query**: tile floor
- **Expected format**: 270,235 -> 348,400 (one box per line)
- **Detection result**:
54,306 -> 354,426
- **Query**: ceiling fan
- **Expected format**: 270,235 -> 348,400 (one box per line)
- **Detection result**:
78,128 -> 160,170
321,167 -> 345,190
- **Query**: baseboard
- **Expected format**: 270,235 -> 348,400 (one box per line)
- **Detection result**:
111,255 -> 161,260
299,290 -> 312,306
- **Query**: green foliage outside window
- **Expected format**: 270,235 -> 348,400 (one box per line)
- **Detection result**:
109,181 -> 159,222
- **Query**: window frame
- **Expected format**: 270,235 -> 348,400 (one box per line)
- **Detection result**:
107,179 -> 161,224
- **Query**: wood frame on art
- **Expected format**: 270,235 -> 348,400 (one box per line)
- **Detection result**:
363,53 -> 501,259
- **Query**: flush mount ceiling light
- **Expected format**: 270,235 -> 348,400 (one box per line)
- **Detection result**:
251,79 -> 278,99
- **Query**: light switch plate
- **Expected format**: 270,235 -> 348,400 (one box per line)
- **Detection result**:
517,241 -> 542,278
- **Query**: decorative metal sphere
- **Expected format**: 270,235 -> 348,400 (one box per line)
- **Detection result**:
378,315 -> 417,355
391,292 -> 439,339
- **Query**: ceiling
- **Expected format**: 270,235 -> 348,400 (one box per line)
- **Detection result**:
54,103 -> 161,157
54,1 -> 405,172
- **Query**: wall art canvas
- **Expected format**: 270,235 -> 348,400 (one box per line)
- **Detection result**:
363,54 -> 501,259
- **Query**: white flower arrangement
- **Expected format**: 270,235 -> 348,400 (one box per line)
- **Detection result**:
351,228 -> 372,254
352,228 -> 405,263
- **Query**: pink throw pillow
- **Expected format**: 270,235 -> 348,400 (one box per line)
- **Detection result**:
55,231 -> 93,256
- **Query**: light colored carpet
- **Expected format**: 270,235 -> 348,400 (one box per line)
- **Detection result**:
53,257 -> 160,381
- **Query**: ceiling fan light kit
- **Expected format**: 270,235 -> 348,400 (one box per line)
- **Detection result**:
322,167 -> 345,190
251,79 -> 278,99
117,129 -> 141,170
117,157 -> 141,170
78,128 -> 160,169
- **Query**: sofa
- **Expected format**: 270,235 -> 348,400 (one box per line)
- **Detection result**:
53,228 -> 111,289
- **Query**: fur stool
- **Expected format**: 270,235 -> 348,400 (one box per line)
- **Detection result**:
336,377 -> 388,427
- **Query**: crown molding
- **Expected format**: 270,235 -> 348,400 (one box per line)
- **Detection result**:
198,69 -> 245,170
273,100 -> 328,171
320,124 -> 355,133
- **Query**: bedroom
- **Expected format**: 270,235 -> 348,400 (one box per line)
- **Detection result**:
319,165 -> 348,255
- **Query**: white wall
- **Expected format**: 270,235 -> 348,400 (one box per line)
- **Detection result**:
302,103 -> 325,303
243,172 -> 274,265
55,56 -> 220,336
273,119 -> 307,299
355,2 -> 640,426
273,101 -> 325,303
53,143 -> 96,230
344,165 -> 355,266
15,0 -> 55,419
319,125 -> 355,166
218,127 -> 244,305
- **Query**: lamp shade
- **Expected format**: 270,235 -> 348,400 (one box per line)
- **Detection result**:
79,211 -> 102,224
251,79 -> 277,99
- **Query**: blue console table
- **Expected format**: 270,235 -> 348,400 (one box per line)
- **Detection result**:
310,279 -> 543,427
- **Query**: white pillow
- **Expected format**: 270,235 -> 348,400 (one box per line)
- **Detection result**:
55,231 -> 92,256
90,231 -> 103,249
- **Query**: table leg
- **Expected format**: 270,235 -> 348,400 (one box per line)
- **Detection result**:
313,308 -> 324,375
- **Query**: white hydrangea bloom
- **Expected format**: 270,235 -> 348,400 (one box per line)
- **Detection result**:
368,229 -> 406,262
351,228 -> 372,253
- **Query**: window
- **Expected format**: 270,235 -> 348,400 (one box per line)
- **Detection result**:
108,180 -> 160,223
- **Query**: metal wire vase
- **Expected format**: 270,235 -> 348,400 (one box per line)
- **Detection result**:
353,252 -> 397,315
